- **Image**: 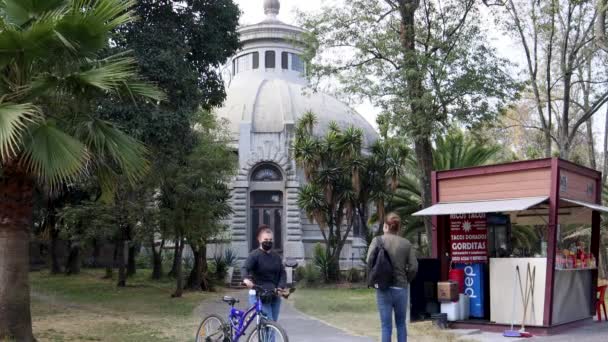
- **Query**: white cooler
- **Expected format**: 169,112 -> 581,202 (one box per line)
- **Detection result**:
441,301 -> 460,321
458,294 -> 470,320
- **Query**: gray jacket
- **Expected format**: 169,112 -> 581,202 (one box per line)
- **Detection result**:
366,234 -> 418,288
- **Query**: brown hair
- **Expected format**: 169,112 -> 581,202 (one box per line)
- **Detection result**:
257,224 -> 273,238
385,212 -> 401,233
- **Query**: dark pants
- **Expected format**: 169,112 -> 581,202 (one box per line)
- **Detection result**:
376,287 -> 408,342
249,294 -> 281,321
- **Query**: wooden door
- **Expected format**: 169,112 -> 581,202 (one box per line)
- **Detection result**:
250,191 -> 283,253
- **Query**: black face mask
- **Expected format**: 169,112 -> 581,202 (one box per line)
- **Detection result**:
261,241 -> 273,251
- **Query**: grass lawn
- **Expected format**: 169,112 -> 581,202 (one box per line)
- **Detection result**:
30,269 -> 214,342
292,287 -> 465,342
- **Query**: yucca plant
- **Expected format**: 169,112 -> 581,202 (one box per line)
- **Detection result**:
0,1 -> 163,340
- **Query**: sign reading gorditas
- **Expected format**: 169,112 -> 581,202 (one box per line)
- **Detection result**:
450,213 -> 488,263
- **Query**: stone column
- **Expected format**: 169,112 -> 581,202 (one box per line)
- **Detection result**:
231,181 -> 249,260
284,181 -> 304,263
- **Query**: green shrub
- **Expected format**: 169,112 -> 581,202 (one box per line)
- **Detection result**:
135,251 -> 152,269
313,243 -> 330,282
224,248 -> 238,267
212,253 -> 228,280
183,256 -> 194,270
301,263 -> 321,286
347,268 -> 362,283
161,250 -> 174,271
294,266 -> 306,282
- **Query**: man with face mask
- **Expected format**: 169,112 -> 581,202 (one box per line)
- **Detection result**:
242,225 -> 286,321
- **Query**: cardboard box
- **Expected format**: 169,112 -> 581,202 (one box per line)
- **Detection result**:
437,281 -> 459,302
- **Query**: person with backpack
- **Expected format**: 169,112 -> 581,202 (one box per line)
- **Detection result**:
367,212 -> 418,342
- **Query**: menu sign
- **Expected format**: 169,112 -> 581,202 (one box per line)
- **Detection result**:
450,213 -> 488,263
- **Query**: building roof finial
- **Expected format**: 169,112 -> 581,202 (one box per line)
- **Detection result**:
264,0 -> 280,19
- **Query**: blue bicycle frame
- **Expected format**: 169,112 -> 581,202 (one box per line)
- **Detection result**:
225,290 -> 269,341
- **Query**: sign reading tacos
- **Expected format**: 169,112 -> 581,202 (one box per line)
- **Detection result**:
450,213 -> 488,263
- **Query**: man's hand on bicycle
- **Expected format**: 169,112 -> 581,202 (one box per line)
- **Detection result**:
242,280 -> 295,299
243,278 -> 254,289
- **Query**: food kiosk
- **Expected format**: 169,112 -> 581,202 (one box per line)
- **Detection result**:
413,158 -> 602,334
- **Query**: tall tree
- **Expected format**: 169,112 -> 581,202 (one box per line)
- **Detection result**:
299,0 -> 518,246
160,111 -> 236,296
98,0 -> 240,279
497,0 -> 608,159
0,1 -> 163,340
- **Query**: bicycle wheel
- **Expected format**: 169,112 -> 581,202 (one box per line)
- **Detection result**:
246,320 -> 288,342
195,314 -> 227,342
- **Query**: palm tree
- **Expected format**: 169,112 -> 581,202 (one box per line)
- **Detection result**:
387,129 -> 504,253
293,114 -> 369,281
294,113 -> 408,281
0,1 -> 162,340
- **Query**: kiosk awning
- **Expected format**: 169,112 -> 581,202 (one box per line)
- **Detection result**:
412,196 -> 549,216
561,198 -> 608,213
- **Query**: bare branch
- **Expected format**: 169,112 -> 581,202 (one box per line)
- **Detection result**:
384,0 -> 399,10
568,91 -> 608,143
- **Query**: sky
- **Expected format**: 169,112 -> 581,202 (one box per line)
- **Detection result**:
232,0 -> 607,146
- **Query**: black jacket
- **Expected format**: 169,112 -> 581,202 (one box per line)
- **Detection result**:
242,249 -> 286,290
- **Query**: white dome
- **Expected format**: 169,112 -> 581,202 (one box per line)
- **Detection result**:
216,75 -> 378,146
215,0 -> 377,147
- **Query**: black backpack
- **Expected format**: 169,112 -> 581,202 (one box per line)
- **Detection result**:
367,237 -> 394,290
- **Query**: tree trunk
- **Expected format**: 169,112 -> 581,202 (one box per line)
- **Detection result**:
415,137 -> 434,249
151,239 -> 164,280
65,242 -> 81,275
327,255 -> 341,283
0,166 -> 36,342
91,239 -> 101,268
168,239 -> 179,278
396,0 -> 433,251
187,245 -> 203,291
187,244 -> 212,291
200,244 -> 211,291
127,243 -> 137,277
104,241 -> 119,279
49,225 -> 62,274
585,120 -> 596,169
172,238 -> 185,297
602,106 -> 608,187
599,239 -> 608,280
117,239 -> 128,287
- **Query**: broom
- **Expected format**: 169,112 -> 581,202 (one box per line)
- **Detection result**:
503,266 -> 522,337
518,263 -> 533,338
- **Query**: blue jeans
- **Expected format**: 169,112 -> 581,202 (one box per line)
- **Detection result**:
376,287 -> 408,342
249,294 -> 281,321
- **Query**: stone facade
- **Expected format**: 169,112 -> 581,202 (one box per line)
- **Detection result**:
210,1 -> 377,268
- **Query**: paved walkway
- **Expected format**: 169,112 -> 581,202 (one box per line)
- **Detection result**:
195,290 -> 373,342
454,320 -> 608,342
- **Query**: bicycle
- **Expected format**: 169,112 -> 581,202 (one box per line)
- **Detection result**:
196,285 -> 295,342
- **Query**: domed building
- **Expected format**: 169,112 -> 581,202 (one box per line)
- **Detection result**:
216,0 -> 378,266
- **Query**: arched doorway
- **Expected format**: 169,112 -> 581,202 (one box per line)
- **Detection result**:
249,164 -> 284,254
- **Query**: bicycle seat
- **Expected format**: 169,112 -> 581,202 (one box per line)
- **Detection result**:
285,260 -> 298,268
222,296 -> 239,305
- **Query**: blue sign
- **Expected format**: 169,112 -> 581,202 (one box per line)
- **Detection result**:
455,263 -> 485,318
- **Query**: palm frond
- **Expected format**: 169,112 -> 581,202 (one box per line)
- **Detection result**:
0,0 -> 65,26
69,56 -> 135,90
74,117 -> 149,184
121,80 -> 165,102
71,0 -> 137,30
20,121 -> 90,185
0,102 -> 41,160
